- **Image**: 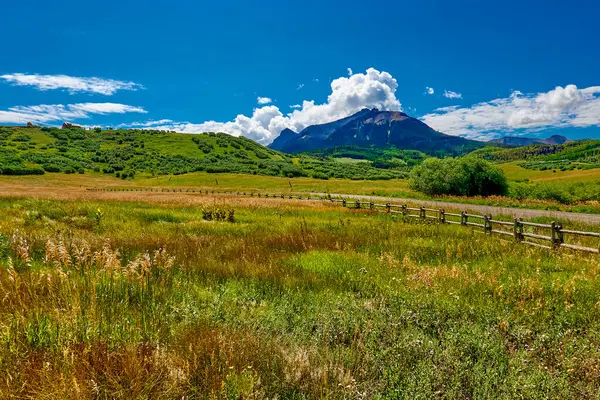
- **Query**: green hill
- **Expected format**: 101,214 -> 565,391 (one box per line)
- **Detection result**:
0,125 -> 409,180
469,139 -> 600,172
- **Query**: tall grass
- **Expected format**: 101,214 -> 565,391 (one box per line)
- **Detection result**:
0,196 -> 599,398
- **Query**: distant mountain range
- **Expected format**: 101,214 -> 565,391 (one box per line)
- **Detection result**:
269,108 -> 484,155
488,135 -> 569,147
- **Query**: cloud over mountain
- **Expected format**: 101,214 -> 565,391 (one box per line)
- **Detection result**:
142,68 -> 402,144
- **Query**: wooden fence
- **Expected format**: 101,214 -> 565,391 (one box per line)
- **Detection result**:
87,187 -> 600,255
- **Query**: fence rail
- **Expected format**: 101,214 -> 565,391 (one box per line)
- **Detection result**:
86,187 -> 600,255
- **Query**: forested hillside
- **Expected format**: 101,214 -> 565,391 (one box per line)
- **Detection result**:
470,140 -> 600,171
0,126 -> 410,180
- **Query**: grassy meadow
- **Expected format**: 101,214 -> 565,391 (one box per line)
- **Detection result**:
500,161 -> 600,182
2,168 -> 600,215
1,190 -> 600,398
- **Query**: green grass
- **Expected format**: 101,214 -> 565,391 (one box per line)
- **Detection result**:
333,157 -> 370,164
500,161 -> 600,182
1,194 -> 600,398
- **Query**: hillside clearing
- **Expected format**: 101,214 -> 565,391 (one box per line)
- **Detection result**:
500,161 -> 600,182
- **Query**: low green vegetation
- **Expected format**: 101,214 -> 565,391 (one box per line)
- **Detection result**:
1,195 -> 599,398
508,180 -> 600,204
0,126 -> 406,180
305,145 -> 428,168
472,139 -> 600,171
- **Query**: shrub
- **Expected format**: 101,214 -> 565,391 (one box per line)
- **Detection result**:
0,165 -> 45,175
43,165 -> 62,173
311,172 -> 329,180
202,208 -> 235,222
409,157 -> 508,197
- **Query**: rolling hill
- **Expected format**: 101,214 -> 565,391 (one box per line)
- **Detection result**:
0,125 -> 409,180
269,108 -> 484,156
471,138 -> 600,172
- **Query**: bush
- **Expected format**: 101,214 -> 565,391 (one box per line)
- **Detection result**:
311,172 -> 329,180
409,157 -> 508,197
0,165 -> 45,175
43,165 -> 62,173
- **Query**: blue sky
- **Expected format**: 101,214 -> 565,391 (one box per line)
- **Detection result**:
1,0 -> 599,143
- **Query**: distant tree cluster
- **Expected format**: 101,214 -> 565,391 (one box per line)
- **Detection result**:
409,157 -> 508,197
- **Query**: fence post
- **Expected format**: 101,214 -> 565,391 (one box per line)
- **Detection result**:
386,203 -> 391,213
484,214 -> 492,234
370,201 -> 374,210
342,199 -> 347,207
513,218 -> 523,241
461,211 -> 467,226
356,200 -> 361,209
551,221 -> 564,249
440,209 -> 445,224
402,204 -> 407,216
420,206 -> 426,219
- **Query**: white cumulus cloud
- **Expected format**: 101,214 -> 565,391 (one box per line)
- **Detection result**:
422,84 -> 600,139
0,103 -> 147,124
0,73 -> 144,95
136,67 -> 402,145
443,90 -> 462,99
347,68 -> 353,76
257,96 -> 272,105
425,87 -> 435,95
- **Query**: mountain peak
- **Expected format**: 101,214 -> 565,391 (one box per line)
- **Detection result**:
269,109 -> 482,155
269,128 -> 298,151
